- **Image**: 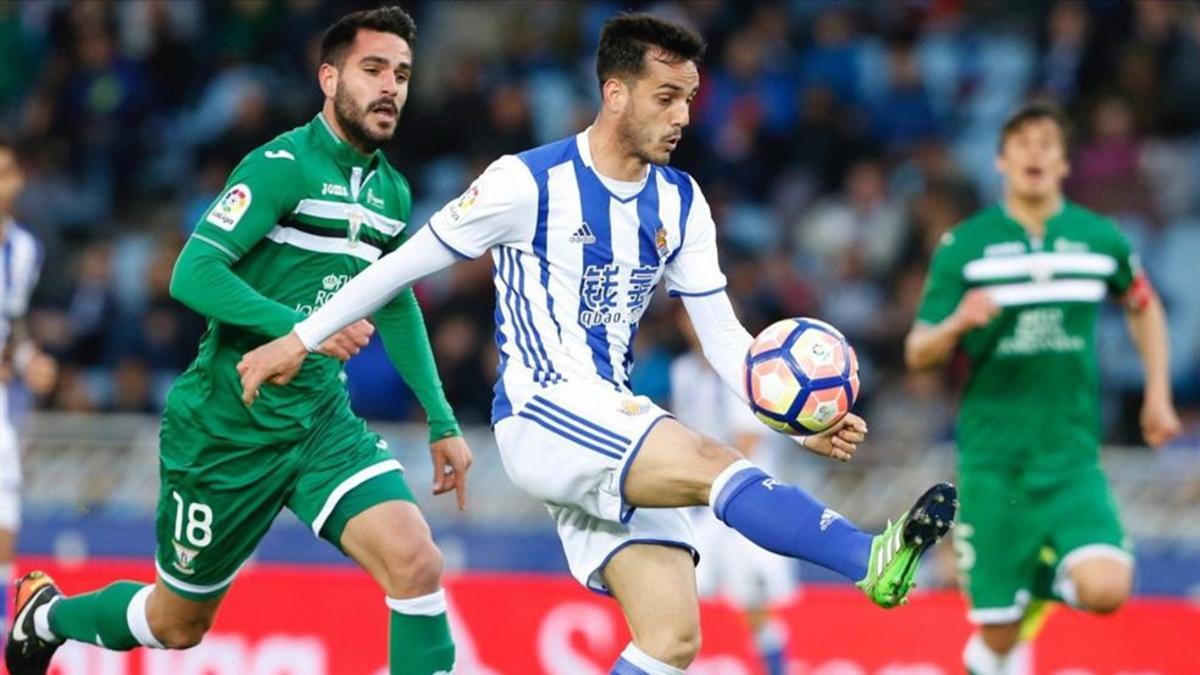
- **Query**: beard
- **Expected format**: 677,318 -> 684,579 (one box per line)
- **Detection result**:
616,106 -> 671,166
332,83 -> 398,152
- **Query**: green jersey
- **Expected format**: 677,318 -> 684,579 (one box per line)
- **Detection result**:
167,113 -> 449,443
916,201 -> 1139,471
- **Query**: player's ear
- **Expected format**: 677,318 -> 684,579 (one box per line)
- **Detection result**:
319,62 -> 339,99
602,77 -> 627,114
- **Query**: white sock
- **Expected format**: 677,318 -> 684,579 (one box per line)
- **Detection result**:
127,585 -> 165,648
619,643 -> 686,675
963,634 -> 1032,675
386,589 -> 448,616
33,597 -> 59,642
709,459 -> 757,512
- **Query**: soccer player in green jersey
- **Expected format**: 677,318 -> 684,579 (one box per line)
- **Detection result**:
906,101 -> 1182,675
6,8 -> 471,675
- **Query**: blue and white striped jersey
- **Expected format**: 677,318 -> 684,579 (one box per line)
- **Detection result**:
427,130 -> 727,424
1,218 -> 43,424
0,219 -> 42,360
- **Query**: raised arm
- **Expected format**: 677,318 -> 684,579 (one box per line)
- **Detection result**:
239,155 -> 538,403
904,230 -> 998,371
171,149 -> 307,337
680,292 -> 753,403
293,226 -> 459,349
669,178 -> 865,460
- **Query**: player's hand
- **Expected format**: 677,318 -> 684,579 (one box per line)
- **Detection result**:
1141,395 -> 1182,448
237,332 -> 309,405
793,413 -> 868,463
952,289 -> 1000,331
22,350 -> 58,395
430,435 -> 474,510
316,319 -> 375,361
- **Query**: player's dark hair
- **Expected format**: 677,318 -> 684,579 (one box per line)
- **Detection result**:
596,13 -> 706,91
999,99 -> 1071,152
320,6 -> 416,67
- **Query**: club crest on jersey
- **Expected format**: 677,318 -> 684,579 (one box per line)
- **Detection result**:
570,222 -> 596,244
206,183 -> 251,231
172,541 -> 199,575
655,227 -> 669,259
346,206 -> 365,245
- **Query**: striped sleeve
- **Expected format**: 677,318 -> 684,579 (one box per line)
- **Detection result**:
664,178 -> 727,297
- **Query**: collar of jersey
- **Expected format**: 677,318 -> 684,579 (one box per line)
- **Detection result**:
576,128 -> 651,203
314,112 -> 382,169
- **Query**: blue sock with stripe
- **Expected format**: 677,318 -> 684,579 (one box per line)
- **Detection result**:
711,460 -> 871,582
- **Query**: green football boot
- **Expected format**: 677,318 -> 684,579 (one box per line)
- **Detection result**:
857,482 -> 958,608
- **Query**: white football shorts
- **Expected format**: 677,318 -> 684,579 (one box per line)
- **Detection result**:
494,380 -> 697,594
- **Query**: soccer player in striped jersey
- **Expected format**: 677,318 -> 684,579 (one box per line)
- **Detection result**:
906,101 -> 1181,675
7,9 -> 469,675
0,138 -> 57,650
240,14 -> 957,674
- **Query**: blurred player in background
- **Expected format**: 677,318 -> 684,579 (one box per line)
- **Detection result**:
906,100 -> 1182,675
0,138 -> 57,647
240,13 -> 957,674
672,308 -> 795,675
6,8 -> 471,675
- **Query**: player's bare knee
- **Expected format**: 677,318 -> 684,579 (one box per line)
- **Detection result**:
1071,559 -> 1132,614
695,437 -> 743,497
979,623 -> 1020,654
638,624 -> 702,669
383,537 -> 444,597
152,614 -> 214,649
1077,578 -> 1130,614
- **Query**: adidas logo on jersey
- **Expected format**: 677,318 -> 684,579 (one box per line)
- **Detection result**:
570,222 -> 596,244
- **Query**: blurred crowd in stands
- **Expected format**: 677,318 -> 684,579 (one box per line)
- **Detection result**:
2,0 -> 1199,452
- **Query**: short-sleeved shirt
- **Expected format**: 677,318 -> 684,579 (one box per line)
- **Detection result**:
427,130 -> 727,424
916,201 -> 1139,470
168,113 -> 412,443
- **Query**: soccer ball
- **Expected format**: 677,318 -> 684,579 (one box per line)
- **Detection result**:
744,317 -> 860,434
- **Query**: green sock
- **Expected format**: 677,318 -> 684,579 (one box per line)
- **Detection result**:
387,592 -> 455,675
48,581 -> 147,650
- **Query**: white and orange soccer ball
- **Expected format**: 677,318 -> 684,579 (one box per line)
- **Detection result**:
744,317 -> 860,434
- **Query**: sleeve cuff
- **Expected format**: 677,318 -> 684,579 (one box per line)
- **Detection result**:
428,419 -> 463,442
668,285 -> 726,298
293,319 -> 323,351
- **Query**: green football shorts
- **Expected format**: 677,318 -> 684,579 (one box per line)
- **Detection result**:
153,401 -> 414,600
954,459 -> 1132,624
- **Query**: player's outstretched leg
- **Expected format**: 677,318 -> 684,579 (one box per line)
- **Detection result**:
6,571 -> 61,674
340,501 -> 455,675
625,419 -> 957,608
7,570 -> 225,673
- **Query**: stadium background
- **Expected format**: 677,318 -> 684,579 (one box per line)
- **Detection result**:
2,0 -> 1199,672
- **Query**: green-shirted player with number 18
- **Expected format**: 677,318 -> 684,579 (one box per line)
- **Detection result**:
6,7 -> 470,675
906,101 -> 1181,675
